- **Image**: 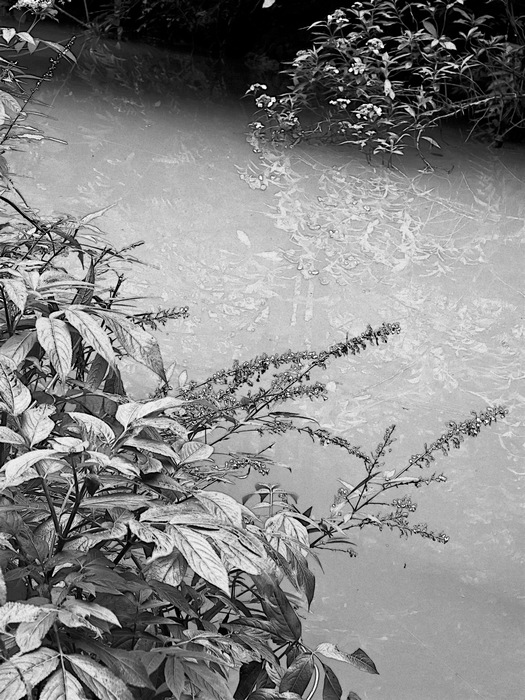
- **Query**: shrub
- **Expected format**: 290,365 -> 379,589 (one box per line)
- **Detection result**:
248,0 -> 525,161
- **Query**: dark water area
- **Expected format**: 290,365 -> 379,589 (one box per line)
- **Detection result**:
4,26 -> 524,699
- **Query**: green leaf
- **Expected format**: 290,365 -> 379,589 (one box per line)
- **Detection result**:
195,490 -> 245,527
170,524 -> 230,594
85,353 -> 109,390
255,576 -> 302,642
115,396 -> 183,430
164,656 -> 185,698
80,494 -> 150,510
16,608 -> 58,653
97,312 -> 167,381
0,648 -> 59,700
1,28 -> 15,42
420,135 -> 441,149
346,693 -> 363,700
279,653 -> 314,695
36,317 -> 72,381
123,436 -> 179,461
145,553 -> 187,587
92,648 -> 153,690
422,20 -> 437,36
128,520 -> 176,561
68,412 -> 115,444
40,668 -> 88,700
65,308 -> 116,367
0,356 -> 31,415
1,278 -> 27,313
0,330 -> 37,365
321,663 -> 342,700
41,40 -> 76,62
315,645 -> 378,675
179,440 -> 214,464
185,662 -> 235,700
211,529 -> 269,576
0,91 -> 20,117
0,449 -> 62,489
20,404 -> 55,447
0,426 -> 26,445
346,649 -> 379,675
66,655 -> 135,700
62,600 -> 120,627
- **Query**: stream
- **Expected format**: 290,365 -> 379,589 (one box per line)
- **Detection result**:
6,31 -> 524,699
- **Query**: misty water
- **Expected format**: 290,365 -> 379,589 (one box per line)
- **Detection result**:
8,35 -> 524,699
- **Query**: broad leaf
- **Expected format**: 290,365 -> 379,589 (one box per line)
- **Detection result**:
345,648 -> 379,675
66,655 -> 134,700
36,317 -> 72,380
0,426 -> 26,445
0,602 -> 47,630
97,312 -> 167,381
0,356 -> 31,415
0,329 -> 36,365
40,668 -> 87,700
20,404 -> 55,447
0,449 -> 63,488
255,576 -> 302,642
164,656 -> 185,698
128,520 -> 176,561
315,644 -> 378,675
211,529 -> 269,576
0,648 -> 59,700
62,600 -> 120,627
321,663 -> 342,700
185,662 -> 235,700
0,89 -> 20,115
279,653 -> 314,695
75,642 -> 153,690
123,436 -> 179,461
195,490 -> 245,527
68,412 -> 115,444
1,278 -> 27,313
179,440 -> 214,464
170,524 -> 230,594
145,553 -> 187,587
15,608 -> 58,653
65,308 -> 116,367
115,396 -> 183,430
80,494 -> 150,510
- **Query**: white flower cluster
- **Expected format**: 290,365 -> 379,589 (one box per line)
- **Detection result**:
349,57 -> 366,75
246,83 -> 268,94
366,38 -> 384,54
355,103 -> 383,120
11,0 -> 54,11
255,94 -> 277,109
323,64 -> 340,75
327,9 -> 347,25
329,97 -> 352,108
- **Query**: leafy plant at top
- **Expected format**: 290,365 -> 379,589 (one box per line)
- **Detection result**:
247,0 -> 525,162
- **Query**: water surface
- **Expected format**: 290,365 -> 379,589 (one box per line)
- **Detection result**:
7,37 -> 524,699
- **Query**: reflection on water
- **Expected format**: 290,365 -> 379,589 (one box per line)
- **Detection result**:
8,42 -> 524,699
